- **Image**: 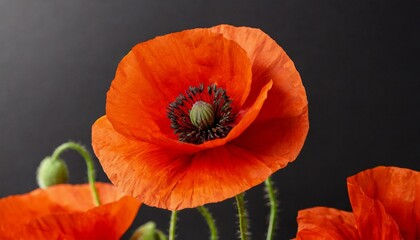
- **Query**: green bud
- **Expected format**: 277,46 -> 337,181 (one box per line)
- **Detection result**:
130,222 -> 167,240
36,156 -> 69,188
189,101 -> 215,129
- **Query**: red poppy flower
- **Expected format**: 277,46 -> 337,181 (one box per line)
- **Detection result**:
0,183 -> 141,239
92,24 -> 309,210
295,166 -> 420,240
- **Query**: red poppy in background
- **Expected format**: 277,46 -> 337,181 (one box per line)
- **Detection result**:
295,166 -> 420,240
0,183 -> 141,240
92,24 -> 309,210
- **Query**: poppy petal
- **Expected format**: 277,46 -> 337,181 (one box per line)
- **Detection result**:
167,144 -> 272,209
211,25 -> 309,167
295,207 -> 360,240
106,28 -> 252,146
210,24 -> 308,120
347,166 -> 419,240
232,110 -> 309,171
24,196 -> 139,239
0,183 -> 140,239
92,117 -> 272,210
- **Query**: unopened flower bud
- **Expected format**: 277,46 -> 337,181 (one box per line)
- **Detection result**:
130,222 -> 167,240
36,157 -> 69,188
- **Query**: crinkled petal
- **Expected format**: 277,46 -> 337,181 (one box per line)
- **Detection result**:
232,111 -> 308,171
106,27 -> 252,148
24,196 -> 139,240
0,183 -> 141,239
92,117 -> 273,210
347,166 -> 419,240
211,25 -> 309,167
210,24 -> 308,120
168,144 -> 272,209
295,207 -> 360,240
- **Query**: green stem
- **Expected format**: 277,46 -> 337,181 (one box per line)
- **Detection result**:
51,141 -> 101,206
169,211 -> 177,240
235,193 -> 249,240
197,206 -> 218,240
264,177 -> 277,240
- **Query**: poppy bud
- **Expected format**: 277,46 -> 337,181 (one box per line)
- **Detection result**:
36,156 -> 69,188
130,222 -> 167,240
189,101 -> 215,129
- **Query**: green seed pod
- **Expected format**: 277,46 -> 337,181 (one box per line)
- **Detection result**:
190,101 -> 215,129
36,156 -> 69,188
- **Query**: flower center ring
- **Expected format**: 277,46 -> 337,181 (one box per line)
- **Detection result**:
167,83 -> 236,144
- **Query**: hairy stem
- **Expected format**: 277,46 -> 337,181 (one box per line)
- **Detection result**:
235,193 -> 249,240
264,177 -> 278,240
197,206 -> 218,240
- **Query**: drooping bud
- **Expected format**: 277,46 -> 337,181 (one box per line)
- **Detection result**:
36,156 -> 69,188
130,222 -> 167,240
189,101 -> 215,129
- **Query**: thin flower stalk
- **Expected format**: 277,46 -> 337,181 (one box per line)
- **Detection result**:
264,177 -> 278,240
197,206 -> 218,240
235,193 -> 250,240
51,141 -> 101,206
169,210 -> 178,240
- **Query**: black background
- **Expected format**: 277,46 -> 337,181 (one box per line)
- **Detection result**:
0,0 -> 419,239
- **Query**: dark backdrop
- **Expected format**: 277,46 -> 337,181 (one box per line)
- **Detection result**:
0,0 -> 419,239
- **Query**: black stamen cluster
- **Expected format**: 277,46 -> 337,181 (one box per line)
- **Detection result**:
167,83 -> 235,144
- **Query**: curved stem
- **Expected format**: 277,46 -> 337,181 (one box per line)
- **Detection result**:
197,206 -> 218,240
51,141 -> 101,206
235,193 -> 249,240
169,210 -> 177,240
264,177 -> 277,240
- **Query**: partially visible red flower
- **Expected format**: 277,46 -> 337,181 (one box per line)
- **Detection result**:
0,183 -> 141,240
295,166 -> 420,240
92,24 -> 309,210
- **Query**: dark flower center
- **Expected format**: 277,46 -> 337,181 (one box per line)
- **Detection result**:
167,83 -> 236,144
